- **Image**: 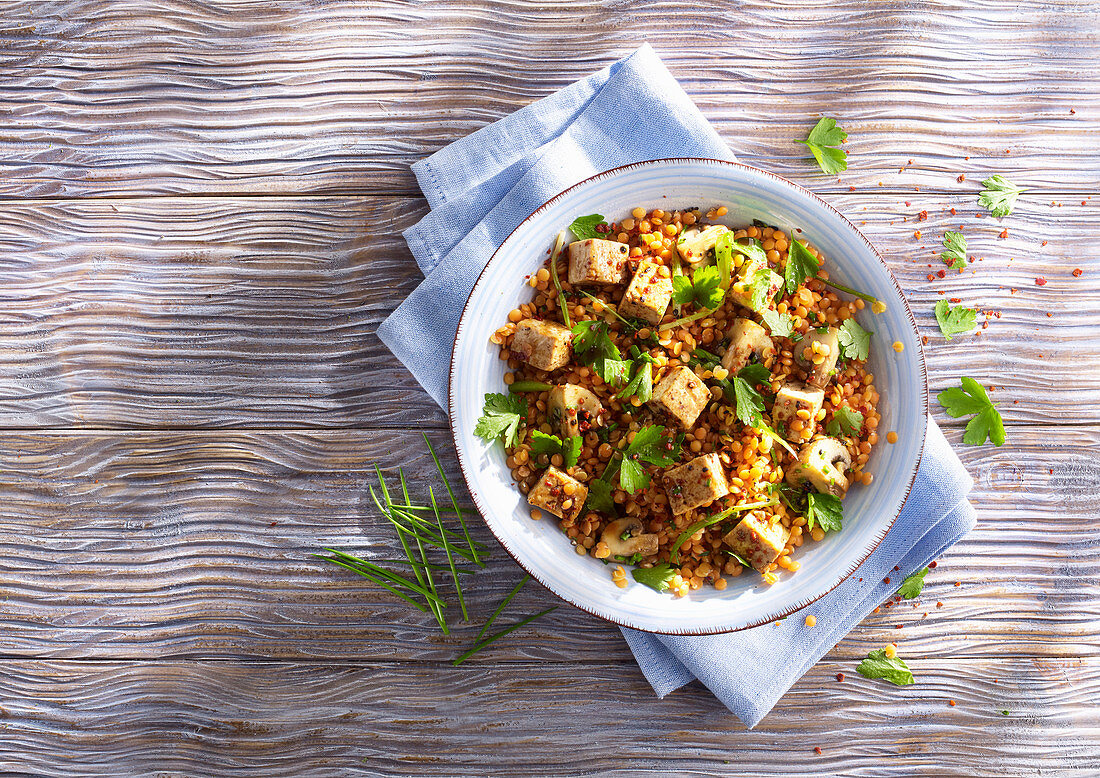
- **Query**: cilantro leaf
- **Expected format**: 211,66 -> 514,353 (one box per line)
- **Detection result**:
837,318 -> 872,361
671,265 -> 725,310
978,175 -> 1027,218
584,478 -> 616,515
618,457 -> 649,494
474,393 -> 527,448
897,566 -> 929,599
738,362 -> 772,386
569,213 -> 607,240
632,563 -> 676,592
617,360 -> 653,403
937,376 -> 1006,446
591,356 -> 631,386
760,308 -> 795,338
826,406 -> 864,437
528,430 -> 582,468
571,320 -> 620,362
799,116 -> 849,175
784,239 -> 822,295
732,374 -> 767,428
941,231 -> 968,271
806,491 -> 843,533
857,649 -> 914,686
934,299 -> 977,341
626,425 -> 679,467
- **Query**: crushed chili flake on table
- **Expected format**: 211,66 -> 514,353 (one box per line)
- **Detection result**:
949,700 -> 957,707
1035,277 -> 1047,286
937,269 -> 946,278
814,747 -> 822,755
957,174 -> 966,182
884,576 -> 891,584
914,230 -> 922,239
937,601 -> 944,607
999,229 -> 1008,238
1073,268 -> 1084,277
949,207 -> 957,215
917,210 -> 928,221
929,561 -> 938,568
836,672 -> 845,682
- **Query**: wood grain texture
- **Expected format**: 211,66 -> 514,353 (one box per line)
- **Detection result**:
0,658 -> 1096,777
0,1 -> 1098,198
0,194 -> 1097,428
0,425 -> 1095,662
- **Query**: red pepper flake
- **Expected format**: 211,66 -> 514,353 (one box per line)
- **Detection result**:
1049,468 -> 1054,475
836,672 -> 845,682
921,335 -> 929,345
929,561 -> 938,568
1035,277 -> 1047,286
895,624 -> 903,629
904,201 -> 911,207
917,210 -> 928,221
883,577 -> 891,585
954,581 -> 961,587
1073,268 -> 1083,277
1084,201 -> 1089,207
1070,108 -> 1076,114
926,273 -> 935,281
949,207 -> 957,215
913,229 -> 922,239
849,186 -> 856,192
949,700 -> 957,707
937,269 -> 946,279
957,174 -> 966,182
814,747 -> 822,755
949,297 -> 962,303
999,229 -> 1008,239
936,601 -> 944,607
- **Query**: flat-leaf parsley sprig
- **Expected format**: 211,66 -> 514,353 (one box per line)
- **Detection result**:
978,175 -> 1027,218
938,376 -> 1006,446
800,116 -> 849,175
934,299 -> 977,341
941,231 -> 968,271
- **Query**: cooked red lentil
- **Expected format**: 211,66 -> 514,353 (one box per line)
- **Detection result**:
483,207 -> 881,596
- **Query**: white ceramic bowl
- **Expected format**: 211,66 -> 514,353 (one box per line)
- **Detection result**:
449,158 -> 927,635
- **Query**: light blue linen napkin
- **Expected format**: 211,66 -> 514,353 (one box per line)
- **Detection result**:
377,45 -> 977,728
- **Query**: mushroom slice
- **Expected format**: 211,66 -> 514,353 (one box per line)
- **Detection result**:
785,436 -> 853,498
601,517 -> 660,558
676,225 -> 731,266
721,318 -> 776,375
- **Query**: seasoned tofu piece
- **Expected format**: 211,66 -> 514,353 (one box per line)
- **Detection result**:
650,366 -> 711,429
794,327 -> 841,388
510,319 -> 573,372
723,514 -> 791,573
727,259 -> 783,314
548,383 -> 605,438
567,239 -> 629,286
772,381 -> 826,441
721,318 -> 776,375
527,466 -> 588,522
663,453 -> 730,515
676,224 -> 731,265
618,261 -> 674,325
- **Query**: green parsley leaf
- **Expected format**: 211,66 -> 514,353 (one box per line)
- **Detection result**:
941,231 -> 968,271
978,175 -> 1027,218
937,376 -> 1006,446
569,213 -> 607,241
760,308 -> 795,338
671,264 -> 725,310
806,491 -> 843,534
571,319 -> 621,362
527,430 -> 582,468
717,233 -> 769,290
632,562 -> 676,592
785,239 -> 822,295
617,359 -> 653,403
474,393 -> 527,448
836,319 -> 871,363
618,456 -> 649,494
732,375 -> 767,428
934,299 -> 977,341
826,406 -> 864,437
799,116 -> 849,175
897,566 -> 929,599
857,649 -> 914,686
626,425 -> 679,467
584,479 -> 616,515
738,362 -> 772,386
837,317 -> 872,361
591,356 -> 631,387
745,268 -> 776,312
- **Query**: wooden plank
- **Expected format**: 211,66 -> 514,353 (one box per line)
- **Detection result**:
0,658 -> 1094,777
0,425 -> 1095,661
0,2 -> 1098,197
0,194 -> 1096,428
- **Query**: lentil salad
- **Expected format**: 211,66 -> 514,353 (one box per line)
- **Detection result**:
477,205 -> 882,597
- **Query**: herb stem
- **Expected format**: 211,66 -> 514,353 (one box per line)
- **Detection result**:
452,607 -> 558,666
816,276 -> 880,305
476,575 -> 529,643
321,550 -> 448,606
658,307 -> 713,332
508,381 -> 553,394
578,291 -> 638,331
316,554 -> 431,613
550,230 -> 571,328
431,484 -> 467,622
669,497 -> 779,563
424,434 -> 484,567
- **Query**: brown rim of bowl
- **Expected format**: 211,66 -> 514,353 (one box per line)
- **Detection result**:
446,157 -> 929,635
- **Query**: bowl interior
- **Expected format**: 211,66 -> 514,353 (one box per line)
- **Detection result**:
449,158 -> 926,634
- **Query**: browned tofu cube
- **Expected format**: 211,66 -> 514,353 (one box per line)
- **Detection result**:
650,366 -> 711,429
772,381 -> 825,441
527,466 -> 588,521
548,383 -> 605,438
723,514 -> 791,573
509,319 -> 572,372
793,326 -> 840,388
567,239 -> 629,286
663,453 -> 730,515
721,318 -> 776,375
727,259 -> 783,314
618,261 -> 674,325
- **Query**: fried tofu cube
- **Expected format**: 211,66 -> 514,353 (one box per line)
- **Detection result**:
510,319 -> 572,372
663,452 -> 730,515
723,514 -> 791,573
567,239 -> 629,286
527,466 -> 588,522
548,383 -> 605,438
650,366 -> 711,429
772,381 -> 826,441
727,258 -> 783,314
618,261 -> 673,325
721,318 -> 776,375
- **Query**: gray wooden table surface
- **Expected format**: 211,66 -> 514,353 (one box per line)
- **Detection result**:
1,2 -> 1099,776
